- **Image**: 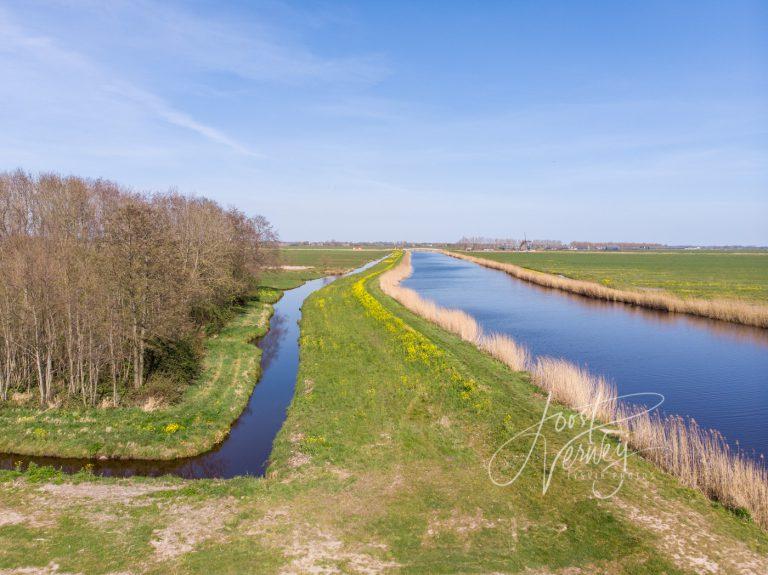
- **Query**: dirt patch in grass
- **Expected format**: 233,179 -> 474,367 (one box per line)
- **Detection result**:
287,452 -> 311,470
423,507 -> 499,549
242,506 -> 398,574
243,506 -> 291,536
613,495 -> 768,574
285,432 -> 311,470
151,498 -> 238,561
324,464 -> 352,481
0,565 -> 133,575
39,481 -> 179,505
519,568 -> 585,575
0,499 -> 56,528
0,563 -> 81,575
281,527 -> 399,575
0,510 -> 27,527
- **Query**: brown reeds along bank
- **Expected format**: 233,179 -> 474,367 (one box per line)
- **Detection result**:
381,250 -> 768,529
379,251 -> 528,370
444,250 -> 768,329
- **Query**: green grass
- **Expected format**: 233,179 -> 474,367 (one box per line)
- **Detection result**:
258,248 -> 390,290
1,255 -> 766,573
0,289 -> 279,460
0,250 -> 388,458
257,268 -> 323,290
279,247 -> 391,269
458,250 -> 768,302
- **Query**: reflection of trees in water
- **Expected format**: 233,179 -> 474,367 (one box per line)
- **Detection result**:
0,447 -> 237,479
101,452 -> 233,478
176,453 -> 231,478
258,311 -> 288,372
0,281 -> 344,480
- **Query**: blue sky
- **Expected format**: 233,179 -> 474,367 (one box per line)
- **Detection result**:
1,1 -> 766,244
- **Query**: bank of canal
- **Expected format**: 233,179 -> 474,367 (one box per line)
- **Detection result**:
403,251 -> 768,458
0,260 -> 382,478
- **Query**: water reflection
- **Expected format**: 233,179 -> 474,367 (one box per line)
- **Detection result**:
404,251 -> 768,458
478,262 -> 768,347
0,264 -> 378,479
259,311 -> 288,372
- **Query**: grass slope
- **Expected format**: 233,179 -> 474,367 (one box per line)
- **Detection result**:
458,251 -> 768,303
0,255 -> 766,574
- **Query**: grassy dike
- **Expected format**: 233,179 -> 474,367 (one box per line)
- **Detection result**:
0,254 -> 766,574
0,288 -> 282,460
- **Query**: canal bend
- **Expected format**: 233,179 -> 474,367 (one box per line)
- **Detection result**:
0,260 -> 381,478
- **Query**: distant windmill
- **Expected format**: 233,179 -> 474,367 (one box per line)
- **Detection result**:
520,233 -> 530,251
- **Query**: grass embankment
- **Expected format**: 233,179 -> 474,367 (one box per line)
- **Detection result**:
0,289 -> 280,460
385,252 -> 768,529
450,250 -> 768,328
1,254 -> 766,574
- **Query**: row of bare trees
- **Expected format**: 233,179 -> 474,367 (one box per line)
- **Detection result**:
0,170 -> 276,407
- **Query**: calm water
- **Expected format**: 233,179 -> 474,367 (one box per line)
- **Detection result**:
403,251 -> 768,458
0,262 -> 379,479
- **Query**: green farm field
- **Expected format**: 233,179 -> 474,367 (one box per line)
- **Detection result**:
457,251 -> 768,303
259,248 -> 392,289
1,255 -> 765,574
280,247 -> 391,270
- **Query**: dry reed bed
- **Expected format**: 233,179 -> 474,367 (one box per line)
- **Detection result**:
380,251 -> 768,529
379,251 -> 528,370
443,251 -> 768,329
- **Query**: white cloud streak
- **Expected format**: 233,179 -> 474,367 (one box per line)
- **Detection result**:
0,5 -> 262,157
104,83 -> 264,158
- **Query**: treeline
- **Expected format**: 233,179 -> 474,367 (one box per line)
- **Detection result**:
0,170 -> 276,407
456,237 -> 667,251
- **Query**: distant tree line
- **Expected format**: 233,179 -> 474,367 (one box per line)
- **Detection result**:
456,237 -> 666,251
0,170 -> 277,407
457,237 -> 566,250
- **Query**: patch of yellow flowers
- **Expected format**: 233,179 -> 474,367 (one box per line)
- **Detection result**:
352,253 -> 487,413
163,422 -> 181,434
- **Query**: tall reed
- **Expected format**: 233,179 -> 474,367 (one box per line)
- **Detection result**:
379,251 -> 527,369
380,250 -> 768,529
445,251 -> 768,329
531,357 -> 617,422
620,407 -> 768,525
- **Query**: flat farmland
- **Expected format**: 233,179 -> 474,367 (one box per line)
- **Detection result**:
457,251 -> 768,303
279,248 -> 392,270
259,248 -> 392,289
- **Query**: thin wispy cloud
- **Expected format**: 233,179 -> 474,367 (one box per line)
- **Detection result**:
0,5 -> 263,158
0,1 -> 392,161
120,0 -> 389,85
105,83 -> 264,158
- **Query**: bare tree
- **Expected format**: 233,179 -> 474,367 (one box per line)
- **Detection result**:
0,170 -> 277,407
